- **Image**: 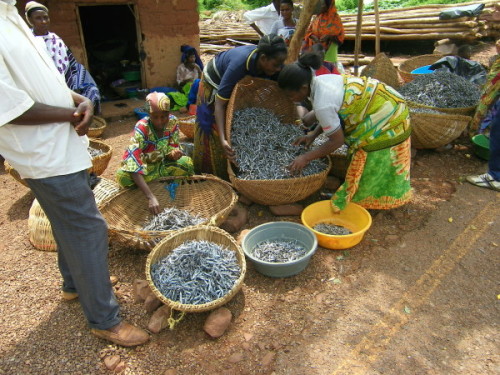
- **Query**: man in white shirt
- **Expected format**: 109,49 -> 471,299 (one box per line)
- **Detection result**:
0,0 -> 149,347
243,0 -> 281,36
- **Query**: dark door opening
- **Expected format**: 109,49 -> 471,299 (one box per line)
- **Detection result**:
78,4 -> 142,100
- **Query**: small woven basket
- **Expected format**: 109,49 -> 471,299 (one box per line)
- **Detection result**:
88,138 -> 113,176
87,116 -> 107,138
226,76 -> 331,205
179,115 -> 195,140
100,174 -> 238,251
4,138 -> 112,186
398,54 -> 443,83
410,110 -> 472,149
145,225 -> 246,313
361,52 -> 401,89
28,178 -> 122,251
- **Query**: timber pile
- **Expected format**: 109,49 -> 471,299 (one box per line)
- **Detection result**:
341,0 -> 499,41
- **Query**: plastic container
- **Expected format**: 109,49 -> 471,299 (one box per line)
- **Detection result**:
471,134 -> 490,160
242,222 -> 317,278
301,201 -> 372,250
411,65 -> 434,74
126,88 -> 138,98
134,107 -> 148,120
123,70 -> 141,81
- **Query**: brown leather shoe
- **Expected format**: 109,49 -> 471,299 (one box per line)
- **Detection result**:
91,322 -> 149,347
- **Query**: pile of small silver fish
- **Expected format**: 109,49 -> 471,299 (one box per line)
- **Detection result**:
88,147 -> 105,158
143,207 -> 205,231
231,108 -> 329,180
252,239 -> 308,263
150,240 -> 241,305
399,71 -> 480,108
313,222 -> 352,235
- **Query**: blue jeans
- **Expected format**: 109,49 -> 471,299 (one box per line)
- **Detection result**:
25,170 -> 121,330
488,108 -> 500,181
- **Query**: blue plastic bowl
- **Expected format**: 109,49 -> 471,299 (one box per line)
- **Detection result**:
134,107 -> 148,120
411,65 -> 435,74
242,222 -> 318,278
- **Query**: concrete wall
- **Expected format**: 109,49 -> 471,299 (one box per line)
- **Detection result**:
17,0 -> 200,88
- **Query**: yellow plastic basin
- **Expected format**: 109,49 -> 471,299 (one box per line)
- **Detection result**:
301,200 -> 372,250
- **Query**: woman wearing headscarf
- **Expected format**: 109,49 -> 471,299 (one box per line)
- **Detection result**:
278,52 -> 412,212
301,0 -> 344,65
25,1 -> 101,114
116,92 -> 194,214
175,45 -> 203,112
194,34 -> 287,180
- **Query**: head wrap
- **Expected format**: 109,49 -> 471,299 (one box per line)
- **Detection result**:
25,1 -> 48,24
180,45 -> 203,70
145,92 -> 170,113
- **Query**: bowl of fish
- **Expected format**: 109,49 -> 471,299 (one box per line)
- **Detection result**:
301,200 -> 372,250
241,221 -> 318,278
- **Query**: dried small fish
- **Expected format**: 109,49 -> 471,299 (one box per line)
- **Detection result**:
231,108 -> 329,180
88,147 -> 104,158
252,239 -> 308,263
150,240 -> 241,305
313,222 -> 352,236
143,207 -> 205,231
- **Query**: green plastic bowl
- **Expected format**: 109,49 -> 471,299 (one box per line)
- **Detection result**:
242,222 -> 317,278
471,134 -> 490,160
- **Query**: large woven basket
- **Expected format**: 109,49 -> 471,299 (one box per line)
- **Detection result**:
410,110 -> 472,149
145,225 -> 246,313
179,115 -> 195,140
226,76 -> 331,205
407,100 -> 476,117
100,174 -> 238,251
398,54 -> 443,83
87,116 -> 107,138
28,178 -> 122,251
4,138 -> 112,187
361,52 -> 401,89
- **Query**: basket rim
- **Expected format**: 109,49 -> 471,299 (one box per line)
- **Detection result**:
407,100 -> 475,114
145,225 -> 246,312
90,116 -> 107,130
398,54 -> 443,74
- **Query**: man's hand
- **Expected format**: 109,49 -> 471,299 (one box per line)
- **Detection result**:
292,134 -> 315,149
72,97 -> 94,136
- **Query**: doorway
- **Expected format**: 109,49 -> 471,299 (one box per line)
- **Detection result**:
78,4 -> 143,99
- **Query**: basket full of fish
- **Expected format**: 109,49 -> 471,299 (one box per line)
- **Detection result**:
399,71 -> 479,149
146,226 -> 246,313
100,174 -> 238,250
226,77 -> 331,206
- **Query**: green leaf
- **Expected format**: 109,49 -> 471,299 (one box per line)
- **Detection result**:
343,251 -> 351,257
332,278 -> 342,284
403,306 -> 411,314
336,255 -> 345,260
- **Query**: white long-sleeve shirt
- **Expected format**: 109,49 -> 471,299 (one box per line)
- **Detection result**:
243,4 -> 279,35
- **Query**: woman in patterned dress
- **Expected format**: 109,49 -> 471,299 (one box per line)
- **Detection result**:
278,52 -> 412,212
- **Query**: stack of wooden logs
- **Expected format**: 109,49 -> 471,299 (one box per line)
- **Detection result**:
341,0 -> 499,41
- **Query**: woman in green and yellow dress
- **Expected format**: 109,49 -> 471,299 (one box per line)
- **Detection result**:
116,92 -> 194,214
278,52 -> 412,212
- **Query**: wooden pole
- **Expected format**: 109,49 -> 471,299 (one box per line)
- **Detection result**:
286,0 -> 320,63
374,0 -> 380,55
354,0 -> 364,76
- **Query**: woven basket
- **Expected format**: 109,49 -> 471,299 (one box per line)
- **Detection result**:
28,178 -> 122,251
398,54 -> 443,83
88,138 -> 113,176
226,76 -> 331,205
100,174 -> 238,251
179,115 -> 195,140
361,52 -> 401,89
407,100 -> 476,117
4,138 -> 112,186
145,225 -> 246,313
87,116 -> 107,138
410,110 -> 471,149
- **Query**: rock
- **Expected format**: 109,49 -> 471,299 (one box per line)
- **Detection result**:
238,194 -> 253,206
203,307 -> 233,338
324,176 -> 342,191
114,361 -> 126,373
144,293 -> 163,314
148,305 -> 171,333
261,351 -> 276,366
103,355 -> 120,371
220,205 -> 248,233
109,275 -> 119,285
242,342 -> 251,350
243,332 -> 253,341
228,352 -> 244,363
164,369 -> 177,375
269,204 -> 303,216
236,229 -> 250,246
133,279 -> 151,303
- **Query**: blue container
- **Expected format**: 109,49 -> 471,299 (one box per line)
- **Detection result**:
134,107 -> 148,120
411,65 -> 435,74
242,222 -> 318,278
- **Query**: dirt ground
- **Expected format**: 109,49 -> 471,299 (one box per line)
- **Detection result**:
0,44 -> 499,375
